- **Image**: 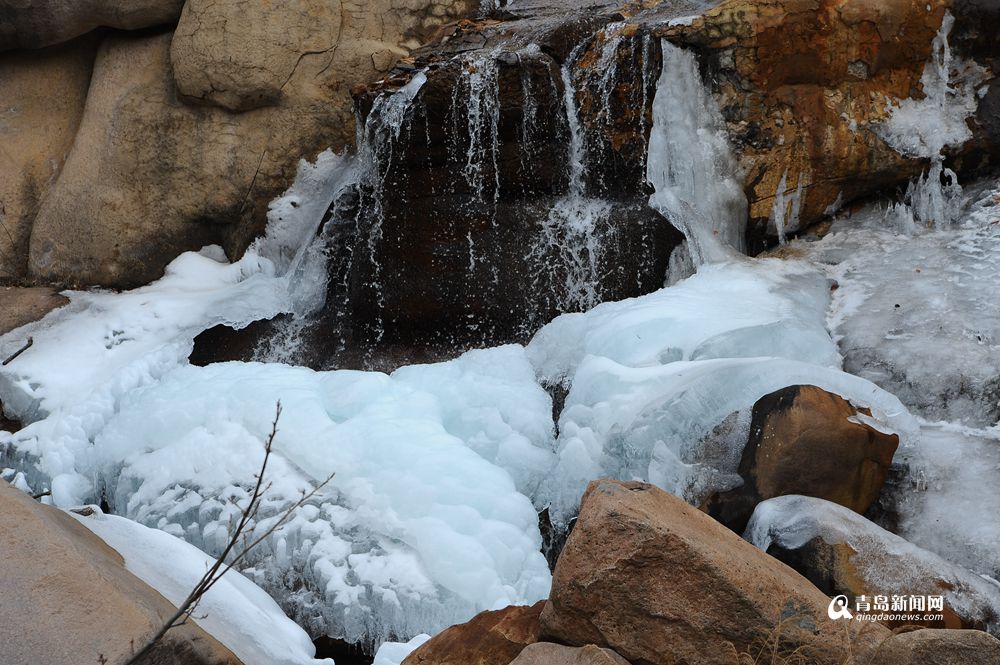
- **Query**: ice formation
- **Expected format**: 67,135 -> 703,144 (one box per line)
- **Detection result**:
787,180 -> 1000,584
539,356 -> 914,526
1,13 -> 997,658
769,170 -> 805,245
875,11 -> 988,228
528,258 -> 915,526
888,422 -> 1000,579
74,509 -> 332,665
747,495 -> 1000,634
528,258 -> 842,386
372,635 -> 431,665
877,12 -> 984,161
0,151 -> 554,648
21,348 -> 554,646
800,183 -> 1000,426
647,40 -> 747,265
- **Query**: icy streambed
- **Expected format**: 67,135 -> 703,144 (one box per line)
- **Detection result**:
2,174 -> 1000,657
788,184 -> 1000,578
1,29 -> 999,664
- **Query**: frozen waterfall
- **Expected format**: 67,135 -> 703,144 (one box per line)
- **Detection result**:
647,40 -> 748,266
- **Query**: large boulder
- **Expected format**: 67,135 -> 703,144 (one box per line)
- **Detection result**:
539,480 -> 889,665
0,0 -> 185,51
26,32 -> 344,287
746,495 -> 1000,632
24,0 -> 482,289
509,643 -> 630,665
0,481 -> 239,665
0,35 -> 96,281
402,601 -> 544,665
171,0 -> 477,113
706,385 -> 900,533
870,629 -> 1000,665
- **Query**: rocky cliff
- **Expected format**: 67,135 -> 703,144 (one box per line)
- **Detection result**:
2,0 -> 998,365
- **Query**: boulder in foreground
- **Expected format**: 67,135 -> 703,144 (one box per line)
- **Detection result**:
510,643 -> 630,665
402,601 -> 543,665
0,481 -> 240,665
540,480 -> 889,665
870,628 -> 1000,665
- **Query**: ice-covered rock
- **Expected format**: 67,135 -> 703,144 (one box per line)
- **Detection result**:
539,356 -> 914,527
746,495 -> 1000,633
0,151 -> 354,503
707,385 -> 899,533
887,422 -> 1000,580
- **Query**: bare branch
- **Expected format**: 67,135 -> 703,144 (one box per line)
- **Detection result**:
120,402 -> 333,665
3,337 -> 33,366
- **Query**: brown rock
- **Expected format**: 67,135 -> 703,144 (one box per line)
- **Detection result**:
657,0 -> 987,250
0,0 -> 185,51
540,480 -> 889,665
342,29 -> 682,357
0,286 -> 68,335
0,480 -> 240,665
708,385 -> 899,533
510,643 -> 631,665
870,629 -> 1000,665
0,35 -> 96,281
402,601 -> 544,665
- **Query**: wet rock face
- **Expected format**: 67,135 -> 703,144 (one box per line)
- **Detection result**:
342,24 -> 683,355
951,0 -> 1000,171
331,0 -> 1000,359
658,0 -> 955,251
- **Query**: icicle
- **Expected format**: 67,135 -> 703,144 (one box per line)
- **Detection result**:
769,171 -> 806,245
770,171 -> 788,246
646,40 -> 747,266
